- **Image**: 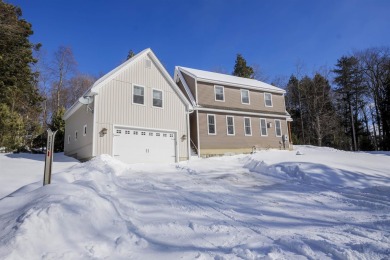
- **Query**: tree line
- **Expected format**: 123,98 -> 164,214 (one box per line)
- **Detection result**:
285,48 -> 390,151
1,0 -> 389,152
0,1 -> 95,152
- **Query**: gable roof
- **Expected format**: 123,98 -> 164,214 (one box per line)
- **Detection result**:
177,66 -> 285,94
64,48 -> 192,120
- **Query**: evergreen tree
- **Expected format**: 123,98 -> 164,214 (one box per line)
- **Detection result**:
333,56 -> 365,151
232,54 -> 254,79
50,106 -> 65,152
0,1 -> 42,150
127,50 -> 135,60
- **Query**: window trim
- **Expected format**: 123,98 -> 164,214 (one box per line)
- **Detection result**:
244,117 -> 252,136
260,118 -> 268,137
152,88 -> 163,109
240,89 -> 250,105
264,93 -> 273,107
275,119 -> 282,137
214,85 -> 225,102
132,84 -> 146,106
226,116 -> 235,136
207,114 -> 216,135
83,124 -> 87,136
75,130 -> 78,141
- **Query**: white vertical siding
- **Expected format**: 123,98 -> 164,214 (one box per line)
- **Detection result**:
94,53 -> 189,160
64,103 -> 94,160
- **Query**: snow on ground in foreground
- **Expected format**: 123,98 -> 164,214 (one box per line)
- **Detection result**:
0,146 -> 389,259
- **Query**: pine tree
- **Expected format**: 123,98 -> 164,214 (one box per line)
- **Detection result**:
0,1 -> 43,150
127,50 -> 135,60
232,54 -> 254,79
333,56 -> 365,151
50,106 -> 65,152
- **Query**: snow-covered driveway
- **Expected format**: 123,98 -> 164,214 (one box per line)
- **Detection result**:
0,146 -> 389,259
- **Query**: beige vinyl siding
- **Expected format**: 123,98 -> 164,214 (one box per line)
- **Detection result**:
64,102 -> 94,160
177,78 -> 192,105
197,81 -> 286,113
182,72 -> 197,102
94,54 -> 189,160
198,111 -> 287,152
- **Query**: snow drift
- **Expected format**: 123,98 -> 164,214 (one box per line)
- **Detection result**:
0,146 -> 389,259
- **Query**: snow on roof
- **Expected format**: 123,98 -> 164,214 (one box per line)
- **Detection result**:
178,66 -> 285,93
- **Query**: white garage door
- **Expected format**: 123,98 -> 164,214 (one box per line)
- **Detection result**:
113,127 -> 177,164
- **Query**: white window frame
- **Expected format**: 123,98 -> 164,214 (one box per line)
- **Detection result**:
241,89 -> 250,105
152,89 -> 163,109
67,135 -> 70,144
207,114 -> 216,135
83,124 -> 87,136
75,130 -> 78,141
260,118 -> 268,136
264,93 -> 273,107
244,117 -> 252,136
226,116 -> 235,136
275,119 -> 282,137
132,84 -> 145,106
214,85 -> 225,102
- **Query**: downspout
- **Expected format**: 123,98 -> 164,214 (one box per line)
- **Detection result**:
186,107 -> 194,160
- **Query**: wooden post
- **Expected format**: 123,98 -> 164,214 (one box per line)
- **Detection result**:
43,129 -> 57,186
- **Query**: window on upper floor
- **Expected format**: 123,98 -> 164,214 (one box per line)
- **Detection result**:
75,131 -> 78,141
214,85 -> 224,101
133,85 -> 145,105
244,117 -> 252,136
226,116 -> 235,135
260,118 -> 268,136
208,114 -> 216,135
241,89 -> 250,104
264,93 -> 273,107
152,89 -> 163,108
83,125 -> 87,136
275,119 -> 282,137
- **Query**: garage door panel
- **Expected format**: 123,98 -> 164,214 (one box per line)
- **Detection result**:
113,127 -> 176,164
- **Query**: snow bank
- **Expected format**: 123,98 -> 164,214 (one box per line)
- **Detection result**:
0,146 -> 389,259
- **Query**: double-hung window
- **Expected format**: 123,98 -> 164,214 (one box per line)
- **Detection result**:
275,119 -> 282,137
226,116 -> 235,135
241,89 -> 250,104
152,89 -> 163,108
264,93 -> 273,107
214,85 -> 224,101
133,85 -> 145,105
244,117 -> 252,136
260,118 -> 268,136
208,114 -> 216,135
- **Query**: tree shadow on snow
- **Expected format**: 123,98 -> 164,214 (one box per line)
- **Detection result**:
5,152 -> 77,163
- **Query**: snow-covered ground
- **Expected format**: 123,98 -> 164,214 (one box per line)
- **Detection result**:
0,146 -> 389,259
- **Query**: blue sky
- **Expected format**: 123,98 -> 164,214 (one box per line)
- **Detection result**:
9,0 -> 390,82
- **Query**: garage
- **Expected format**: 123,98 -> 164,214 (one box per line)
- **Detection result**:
113,126 -> 177,164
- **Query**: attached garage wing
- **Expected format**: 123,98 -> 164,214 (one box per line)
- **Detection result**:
113,126 -> 177,164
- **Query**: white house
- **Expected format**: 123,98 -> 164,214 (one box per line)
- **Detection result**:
63,48 -> 193,163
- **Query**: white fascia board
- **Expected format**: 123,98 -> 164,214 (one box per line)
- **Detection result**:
64,49 -> 151,120
196,107 -> 292,119
147,51 -> 193,111
65,48 -> 193,120
176,69 -> 197,107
